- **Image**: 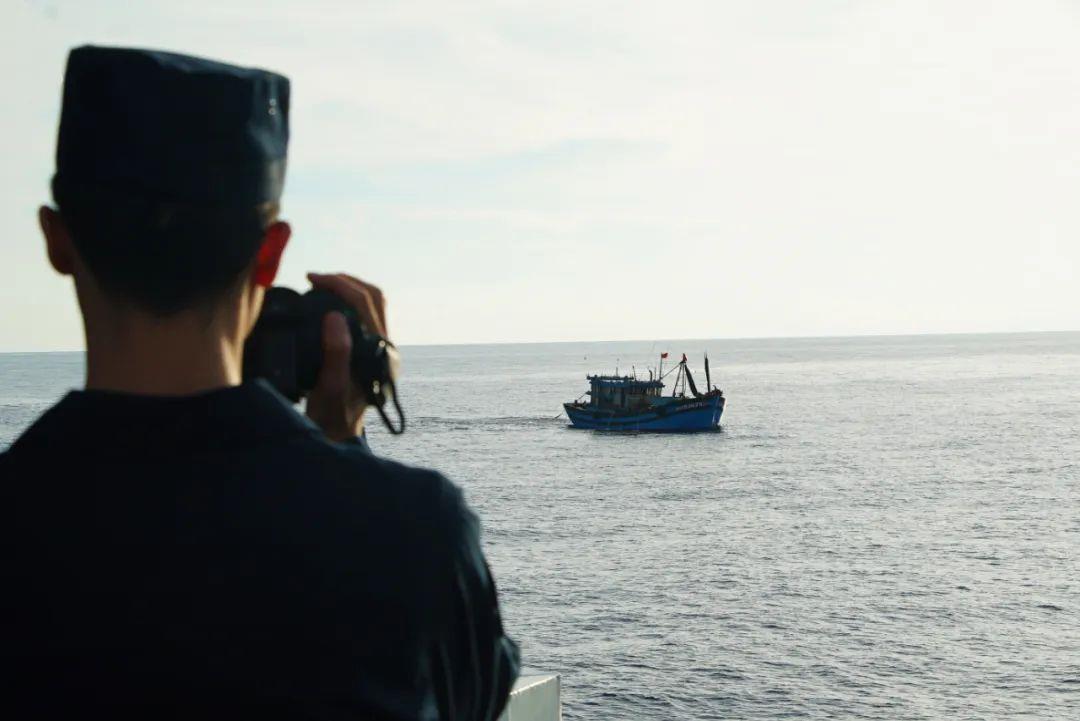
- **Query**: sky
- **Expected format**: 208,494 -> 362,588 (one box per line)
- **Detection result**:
2,0 -> 1079,350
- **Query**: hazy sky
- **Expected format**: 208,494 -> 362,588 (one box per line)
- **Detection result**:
2,0 -> 1078,349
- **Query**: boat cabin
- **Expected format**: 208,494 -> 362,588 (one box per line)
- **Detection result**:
586,375 -> 664,411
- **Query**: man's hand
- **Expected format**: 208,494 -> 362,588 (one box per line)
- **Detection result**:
304,272 -> 389,442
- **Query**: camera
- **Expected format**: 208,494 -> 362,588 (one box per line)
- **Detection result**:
243,287 -> 405,434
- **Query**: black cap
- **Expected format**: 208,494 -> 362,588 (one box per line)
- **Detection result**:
53,45 -> 290,207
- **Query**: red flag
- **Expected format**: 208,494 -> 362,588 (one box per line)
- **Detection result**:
660,352 -> 669,359
681,353 -> 687,362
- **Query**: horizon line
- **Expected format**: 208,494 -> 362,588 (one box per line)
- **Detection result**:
3,327 -> 1078,354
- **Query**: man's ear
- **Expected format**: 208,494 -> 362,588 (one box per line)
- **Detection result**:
252,221 -> 291,288
39,206 -> 75,276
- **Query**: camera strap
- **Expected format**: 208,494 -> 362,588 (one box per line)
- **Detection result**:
375,381 -> 406,435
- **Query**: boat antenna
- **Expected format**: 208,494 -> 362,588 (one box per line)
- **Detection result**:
705,352 -> 711,391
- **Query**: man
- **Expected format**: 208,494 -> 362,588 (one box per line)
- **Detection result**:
0,46 -> 519,719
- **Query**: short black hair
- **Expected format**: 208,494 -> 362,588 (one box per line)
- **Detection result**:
54,181 -> 277,316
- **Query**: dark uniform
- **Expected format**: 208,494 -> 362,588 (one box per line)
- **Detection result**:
0,46 -> 518,719
0,382 -> 519,719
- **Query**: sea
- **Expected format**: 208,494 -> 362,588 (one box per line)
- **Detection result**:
2,332 -> 1079,719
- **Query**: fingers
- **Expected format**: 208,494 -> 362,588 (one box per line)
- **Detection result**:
308,272 -> 388,338
341,273 -> 387,334
303,273 -> 387,442
314,310 -> 352,398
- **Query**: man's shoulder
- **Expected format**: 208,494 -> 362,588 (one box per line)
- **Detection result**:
284,431 -> 453,494
265,431 -> 470,535
255,434 -> 478,595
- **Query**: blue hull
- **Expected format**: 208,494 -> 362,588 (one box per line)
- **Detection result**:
564,395 -> 724,432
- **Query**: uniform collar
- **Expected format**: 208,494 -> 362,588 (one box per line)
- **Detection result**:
10,380 -> 319,455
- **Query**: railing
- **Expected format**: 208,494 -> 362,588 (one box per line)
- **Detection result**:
497,674 -> 561,721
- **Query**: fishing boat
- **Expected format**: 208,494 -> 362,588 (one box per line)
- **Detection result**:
563,353 -> 725,431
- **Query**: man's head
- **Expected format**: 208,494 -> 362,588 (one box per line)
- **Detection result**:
42,46 -> 292,322
42,188 -> 287,317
